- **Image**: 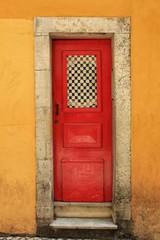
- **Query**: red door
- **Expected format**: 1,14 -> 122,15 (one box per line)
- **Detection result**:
52,39 -> 112,202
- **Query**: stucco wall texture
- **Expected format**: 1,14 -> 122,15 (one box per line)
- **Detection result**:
0,0 -> 160,239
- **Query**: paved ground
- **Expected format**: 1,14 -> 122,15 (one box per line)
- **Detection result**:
0,238 -> 95,240
0,238 -> 50,240
0,237 -> 134,240
0,238 -> 90,240
0,237 -> 133,240
0,237 -> 102,239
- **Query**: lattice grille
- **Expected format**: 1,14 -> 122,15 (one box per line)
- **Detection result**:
67,55 -> 97,108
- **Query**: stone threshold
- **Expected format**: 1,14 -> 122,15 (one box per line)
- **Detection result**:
54,201 -> 112,207
54,202 -> 112,218
50,218 -> 117,229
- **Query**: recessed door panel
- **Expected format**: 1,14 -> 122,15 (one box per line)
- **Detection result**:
62,158 -> 104,202
52,39 -> 112,202
64,123 -> 102,148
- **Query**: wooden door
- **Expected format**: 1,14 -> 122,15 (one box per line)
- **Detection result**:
52,39 -> 112,202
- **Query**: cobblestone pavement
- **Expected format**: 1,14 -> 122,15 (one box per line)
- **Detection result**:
0,238 -> 115,240
0,237 -> 132,240
0,237 -> 105,240
0,237 -> 133,240
0,238 -> 105,240
0,238 -> 91,240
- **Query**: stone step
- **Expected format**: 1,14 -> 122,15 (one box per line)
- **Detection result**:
50,217 -> 117,229
54,202 -> 112,218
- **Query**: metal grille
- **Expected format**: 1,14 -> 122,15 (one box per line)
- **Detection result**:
67,55 -> 97,108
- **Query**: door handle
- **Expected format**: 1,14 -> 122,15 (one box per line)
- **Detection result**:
56,104 -> 59,116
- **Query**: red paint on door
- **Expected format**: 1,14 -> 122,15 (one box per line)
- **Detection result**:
52,40 -> 112,202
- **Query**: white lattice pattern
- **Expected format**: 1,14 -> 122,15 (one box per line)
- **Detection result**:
67,55 -> 97,108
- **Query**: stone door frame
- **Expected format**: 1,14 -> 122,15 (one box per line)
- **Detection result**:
34,17 -> 131,228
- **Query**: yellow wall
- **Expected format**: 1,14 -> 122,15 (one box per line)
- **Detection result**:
0,20 -> 36,234
0,0 -> 160,238
131,1 -> 160,239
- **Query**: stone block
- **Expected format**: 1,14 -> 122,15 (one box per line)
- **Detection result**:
36,108 -> 53,159
34,17 -> 130,34
50,217 -> 117,229
115,202 -> 131,220
113,34 -> 130,66
36,182 -> 53,208
36,159 -> 53,183
34,35 -> 50,70
37,206 -> 53,223
35,70 -> 52,108
36,159 -> 53,209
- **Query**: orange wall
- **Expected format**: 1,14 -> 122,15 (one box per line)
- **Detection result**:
0,20 -> 36,234
0,0 -> 160,238
131,1 -> 160,239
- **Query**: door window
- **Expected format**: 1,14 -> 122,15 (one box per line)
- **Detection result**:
67,55 -> 97,108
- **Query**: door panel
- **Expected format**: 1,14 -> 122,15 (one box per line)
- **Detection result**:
62,158 -> 104,202
64,123 -> 102,148
52,39 -> 112,202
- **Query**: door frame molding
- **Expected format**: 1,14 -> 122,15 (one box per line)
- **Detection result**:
34,17 -> 131,228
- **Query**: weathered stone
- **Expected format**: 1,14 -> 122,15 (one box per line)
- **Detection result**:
37,206 -> 53,221
55,202 -> 112,218
35,70 -> 52,108
50,217 -> 117,229
34,17 -> 130,34
36,108 -> 53,159
34,35 -> 50,70
36,159 -> 53,204
112,32 -> 131,221
114,34 -> 130,65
